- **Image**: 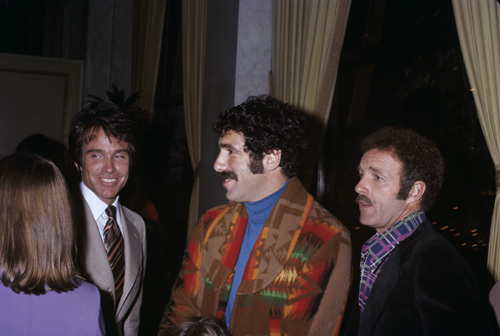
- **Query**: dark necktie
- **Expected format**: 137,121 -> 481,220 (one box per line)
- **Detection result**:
104,205 -> 125,305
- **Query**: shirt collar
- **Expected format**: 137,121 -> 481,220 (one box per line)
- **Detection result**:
362,210 -> 426,273
244,179 -> 290,223
80,182 -> 120,221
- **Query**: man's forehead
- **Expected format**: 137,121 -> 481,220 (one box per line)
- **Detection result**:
219,130 -> 244,143
362,147 -> 399,160
360,148 -> 402,172
84,128 -> 127,145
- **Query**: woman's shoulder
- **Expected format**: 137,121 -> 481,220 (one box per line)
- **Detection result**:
74,279 -> 101,297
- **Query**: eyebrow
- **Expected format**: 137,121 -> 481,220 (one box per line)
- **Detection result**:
358,164 -> 383,175
85,149 -> 102,154
85,149 -> 130,154
368,166 -> 383,175
218,142 -> 239,152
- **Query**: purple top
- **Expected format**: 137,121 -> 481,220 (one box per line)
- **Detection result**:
0,277 -> 105,335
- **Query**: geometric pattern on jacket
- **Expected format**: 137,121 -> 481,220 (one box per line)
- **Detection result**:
159,177 -> 352,336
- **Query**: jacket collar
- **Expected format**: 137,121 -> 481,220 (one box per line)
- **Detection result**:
358,221 -> 431,335
202,176 -> 314,293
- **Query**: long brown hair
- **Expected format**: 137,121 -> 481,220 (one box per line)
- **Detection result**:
0,153 -> 79,294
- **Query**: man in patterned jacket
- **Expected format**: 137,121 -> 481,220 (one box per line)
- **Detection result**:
159,95 -> 352,336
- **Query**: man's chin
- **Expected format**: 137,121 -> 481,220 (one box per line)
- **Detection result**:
358,216 -> 372,227
96,192 -> 119,205
225,192 -> 241,203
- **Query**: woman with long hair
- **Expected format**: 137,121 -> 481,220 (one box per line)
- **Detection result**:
0,153 -> 104,335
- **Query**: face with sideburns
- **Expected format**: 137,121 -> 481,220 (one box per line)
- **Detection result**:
355,148 -> 423,234
213,130 -> 274,203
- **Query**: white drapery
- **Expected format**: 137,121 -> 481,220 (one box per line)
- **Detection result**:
452,0 -> 500,280
271,0 -> 352,187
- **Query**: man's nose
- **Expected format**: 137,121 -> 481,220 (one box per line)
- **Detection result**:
213,152 -> 226,172
103,157 -> 115,173
355,178 -> 366,195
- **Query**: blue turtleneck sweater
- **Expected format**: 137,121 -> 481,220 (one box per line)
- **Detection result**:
224,179 -> 290,327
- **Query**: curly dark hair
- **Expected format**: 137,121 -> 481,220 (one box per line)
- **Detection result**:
360,126 -> 445,211
213,95 -> 308,178
69,102 -> 136,168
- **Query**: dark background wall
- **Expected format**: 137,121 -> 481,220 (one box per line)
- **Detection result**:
199,0 -> 240,214
0,0 -> 497,333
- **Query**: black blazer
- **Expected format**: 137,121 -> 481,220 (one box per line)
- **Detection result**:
344,221 -> 494,336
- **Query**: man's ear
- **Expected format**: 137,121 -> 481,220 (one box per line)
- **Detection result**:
263,149 -> 281,171
408,181 -> 426,204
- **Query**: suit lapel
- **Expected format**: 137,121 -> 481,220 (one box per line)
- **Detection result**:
358,224 -> 425,335
116,205 -> 142,317
202,203 -> 247,290
82,201 -> 115,291
358,247 -> 402,335
202,177 -> 314,294
238,180 -> 314,293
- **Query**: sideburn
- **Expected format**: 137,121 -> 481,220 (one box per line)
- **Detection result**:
249,155 -> 264,174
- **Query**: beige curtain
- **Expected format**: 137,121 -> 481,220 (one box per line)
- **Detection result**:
183,0 -> 207,235
271,0 -> 351,186
132,0 -> 167,113
452,0 -> 500,280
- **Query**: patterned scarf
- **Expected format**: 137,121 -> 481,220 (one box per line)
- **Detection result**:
358,211 -> 426,312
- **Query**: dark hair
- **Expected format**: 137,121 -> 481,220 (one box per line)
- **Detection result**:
16,133 -> 77,184
213,95 -> 307,178
360,126 -> 445,211
16,133 -> 66,164
69,102 -> 136,168
0,153 -> 79,294
169,316 -> 231,336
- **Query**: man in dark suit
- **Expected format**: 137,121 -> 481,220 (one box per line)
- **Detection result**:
344,126 -> 494,335
69,102 -> 146,336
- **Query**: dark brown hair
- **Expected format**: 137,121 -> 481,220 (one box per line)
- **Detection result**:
69,101 -> 136,168
0,153 -> 79,294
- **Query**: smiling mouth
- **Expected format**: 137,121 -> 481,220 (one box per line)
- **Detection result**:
101,178 -> 117,183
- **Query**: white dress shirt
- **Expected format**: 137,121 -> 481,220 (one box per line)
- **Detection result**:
80,182 -> 124,241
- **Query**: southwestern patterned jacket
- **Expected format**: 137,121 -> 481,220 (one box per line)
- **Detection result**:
159,177 -> 352,336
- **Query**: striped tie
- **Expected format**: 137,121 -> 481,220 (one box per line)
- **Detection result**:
104,205 -> 125,306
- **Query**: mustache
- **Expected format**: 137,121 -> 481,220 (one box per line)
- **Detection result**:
355,194 -> 373,205
218,171 -> 238,181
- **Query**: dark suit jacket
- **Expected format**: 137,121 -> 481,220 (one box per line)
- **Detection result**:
73,190 -> 147,336
344,221 -> 494,336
